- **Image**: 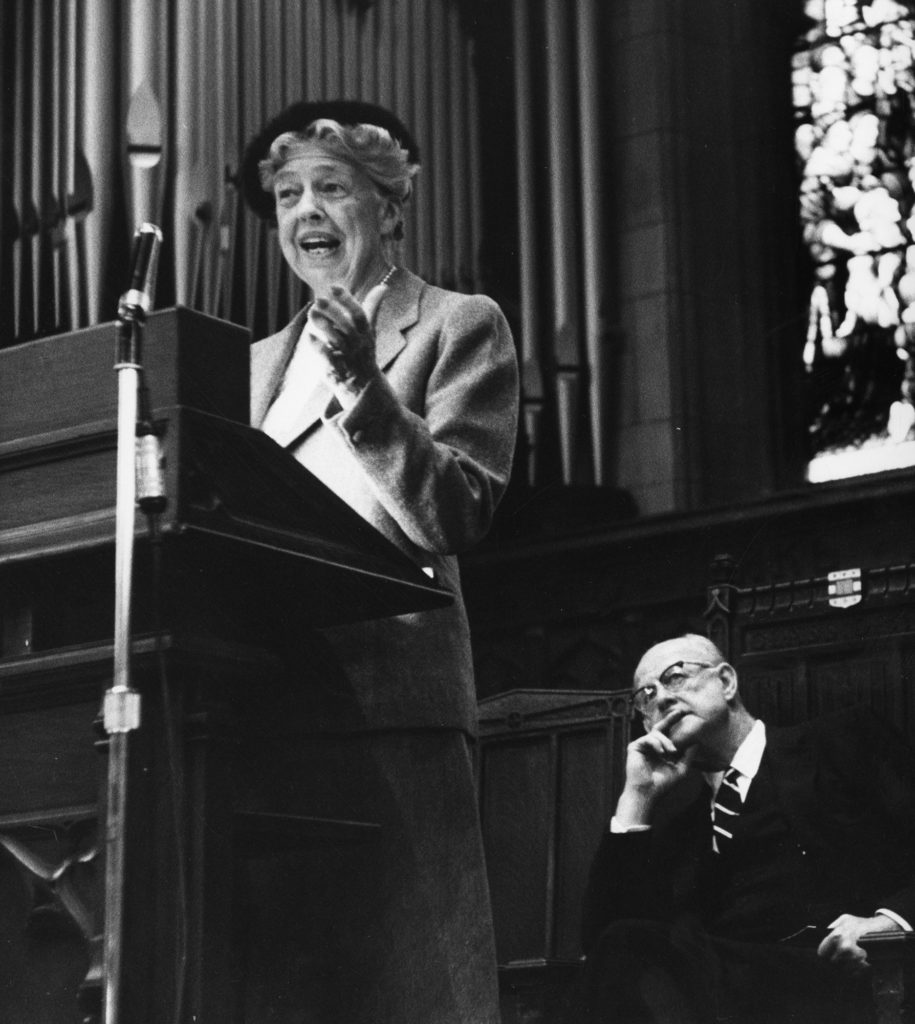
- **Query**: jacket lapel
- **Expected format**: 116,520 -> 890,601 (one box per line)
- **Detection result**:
761,723 -> 824,853
372,268 -> 421,371
250,306 -> 309,428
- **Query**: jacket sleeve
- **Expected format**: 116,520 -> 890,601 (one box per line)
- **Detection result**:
798,706 -> 915,926
581,830 -> 652,953
854,709 -> 915,924
579,825 -> 702,954
580,782 -> 714,954
325,294 -> 519,555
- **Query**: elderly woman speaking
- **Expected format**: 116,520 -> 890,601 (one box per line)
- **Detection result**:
241,100 -> 518,1024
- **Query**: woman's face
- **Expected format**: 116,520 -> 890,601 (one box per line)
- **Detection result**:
272,140 -> 396,298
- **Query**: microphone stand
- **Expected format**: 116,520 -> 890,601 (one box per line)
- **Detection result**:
103,224 -> 162,1024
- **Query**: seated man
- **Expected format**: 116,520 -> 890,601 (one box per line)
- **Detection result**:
576,633 -> 915,1024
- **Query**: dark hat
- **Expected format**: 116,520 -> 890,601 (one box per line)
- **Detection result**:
240,99 -> 421,221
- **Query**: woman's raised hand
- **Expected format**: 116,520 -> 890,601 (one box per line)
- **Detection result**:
306,282 -> 388,400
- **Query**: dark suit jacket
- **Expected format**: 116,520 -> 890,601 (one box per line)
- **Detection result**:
581,706 -> 915,953
250,268 -> 519,734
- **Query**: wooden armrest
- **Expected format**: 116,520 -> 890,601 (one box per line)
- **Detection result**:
233,811 -> 380,856
497,959 -> 585,1024
859,931 -> 915,1024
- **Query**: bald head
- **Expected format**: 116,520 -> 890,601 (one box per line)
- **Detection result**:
633,634 -> 726,689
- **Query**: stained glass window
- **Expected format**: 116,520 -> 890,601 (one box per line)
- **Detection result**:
794,0 -> 915,481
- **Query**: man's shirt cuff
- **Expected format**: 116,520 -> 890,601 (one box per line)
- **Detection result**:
609,816 -> 651,834
876,909 -> 913,931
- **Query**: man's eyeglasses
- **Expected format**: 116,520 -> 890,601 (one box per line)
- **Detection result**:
630,660 -> 716,716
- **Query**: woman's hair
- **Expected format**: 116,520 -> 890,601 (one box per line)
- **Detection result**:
258,119 -> 420,246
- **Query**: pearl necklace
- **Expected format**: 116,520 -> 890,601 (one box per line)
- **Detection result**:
378,265 -> 398,288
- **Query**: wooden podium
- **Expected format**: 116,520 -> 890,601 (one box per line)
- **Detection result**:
0,308 -> 451,1024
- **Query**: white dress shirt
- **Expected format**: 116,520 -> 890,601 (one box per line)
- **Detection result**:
260,321 -> 325,447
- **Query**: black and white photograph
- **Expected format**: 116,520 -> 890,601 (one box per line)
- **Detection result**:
1,2 -> 914,1022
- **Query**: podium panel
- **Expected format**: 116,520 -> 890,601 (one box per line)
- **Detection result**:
0,307 -> 450,627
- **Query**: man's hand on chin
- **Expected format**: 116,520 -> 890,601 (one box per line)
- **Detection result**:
615,709 -> 696,827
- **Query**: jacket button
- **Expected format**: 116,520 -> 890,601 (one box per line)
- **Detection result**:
352,430 -> 364,445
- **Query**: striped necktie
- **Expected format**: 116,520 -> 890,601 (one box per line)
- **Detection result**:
712,766 -> 743,853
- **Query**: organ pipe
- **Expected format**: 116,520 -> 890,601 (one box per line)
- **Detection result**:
450,2 -> 470,292
283,0 -> 306,324
377,0 -> 394,111
411,0 -> 432,282
512,0 -> 544,486
215,0 -> 239,323
324,0 -> 342,99
548,0 -> 585,485
175,1 -> 204,309
545,0 -> 582,486
0,2 -> 11,342
430,0 -> 451,286
263,0 -> 284,333
466,38 -> 482,294
80,0 -> 115,327
576,0 -> 608,485
51,0 -> 68,332
305,2 -> 324,99
359,0 -> 378,100
124,0 -> 167,231
32,0 -> 51,337
342,0 -> 359,98
13,0 -> 33,340
241,0 -> 264,331
63,0 -> 85,330
394,0 -> 417,273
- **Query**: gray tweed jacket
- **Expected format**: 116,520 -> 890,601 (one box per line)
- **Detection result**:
250,268 -> 518,734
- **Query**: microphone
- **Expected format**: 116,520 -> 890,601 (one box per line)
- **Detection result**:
118,223 -> 163,319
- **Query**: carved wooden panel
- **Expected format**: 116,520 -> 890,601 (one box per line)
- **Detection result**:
0,811 -> 100,1023
477,690 -> 633,966
714,559 -> 915,735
